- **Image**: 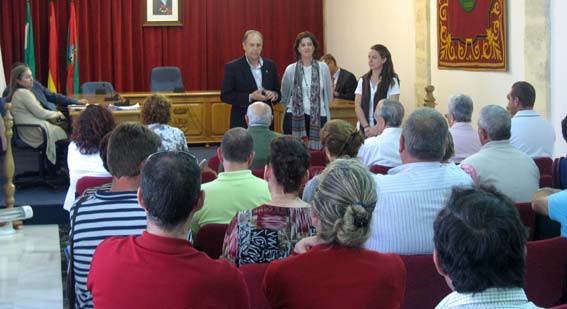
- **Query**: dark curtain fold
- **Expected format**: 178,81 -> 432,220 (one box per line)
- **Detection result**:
0,0 -> 323,93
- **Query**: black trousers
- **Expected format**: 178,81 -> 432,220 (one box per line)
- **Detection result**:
283,113 -> 327,135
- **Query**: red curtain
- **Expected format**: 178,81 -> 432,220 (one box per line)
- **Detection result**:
0,0 -> 323,93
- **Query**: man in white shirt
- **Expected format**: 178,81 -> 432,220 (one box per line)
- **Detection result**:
365,108 -> 474,255
357,99 -> 404,167
461,105 -> 539,203
446,94 -> 481,163
434,187 -> 540,309
508,81 -> 555,157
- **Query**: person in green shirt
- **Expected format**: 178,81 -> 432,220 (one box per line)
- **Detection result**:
191,127 -> 271,235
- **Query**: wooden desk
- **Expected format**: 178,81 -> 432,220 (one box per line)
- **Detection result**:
72,92 -> 356,145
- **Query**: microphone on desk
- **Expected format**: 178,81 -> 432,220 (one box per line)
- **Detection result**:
0,206 -> 33,224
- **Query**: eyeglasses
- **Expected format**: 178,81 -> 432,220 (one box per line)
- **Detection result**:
145,150 -> 197,166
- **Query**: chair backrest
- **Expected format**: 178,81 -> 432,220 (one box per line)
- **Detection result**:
309,150 -> 327,167
81,81 -> 115,95
515,202 -> 536,240
150,66 -> 184,92
239,263 -> 271,309
201,170 -> 217,184
208,154 -> 221,173
533,157 -> 553,176
193,224 -> 228,259
525,237 -> 567,307
75,176 -> 113,196
369,164 -> 392,175
400,254 -> 451,309
553,157 -> 567,189
308,165 -> 325,180
251,169 -> 264,179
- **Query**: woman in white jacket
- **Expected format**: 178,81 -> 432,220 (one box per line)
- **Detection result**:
281,31 -> 332,150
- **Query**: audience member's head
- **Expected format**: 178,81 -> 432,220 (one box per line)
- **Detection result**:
220,127 -> 254,165
107,123 -> 161,178
320,119 -> 364,161
434,186 -> 527,293
245,101 -> 272,127
141,94 -> 171,125
7,64 -> 32,101
293,31 -> 320,60
374,99 -> 404,133
507,81 -> 536,114
478,105 -> 511,144
313,158 -> 376,248
442,133 -> 455,163
71,105 -> 116,155
98,132 -> 112,173
320,53 -> 338,75
401,108 -> 448,162
266,136 -> 310,194
562,114 -> 567,143
140,151 -> 202,231
447,94 -> 474,125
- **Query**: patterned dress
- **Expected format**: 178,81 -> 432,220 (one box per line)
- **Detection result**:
222,204 -> 315,266
147,123 -> 189,152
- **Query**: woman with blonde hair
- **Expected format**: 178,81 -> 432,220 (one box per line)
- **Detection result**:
263,158 -> 406,308
302,119 -> 364,202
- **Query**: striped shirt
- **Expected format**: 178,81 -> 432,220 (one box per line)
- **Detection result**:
365,162 -> 474,254
436,287 -> 541,308
70,190 -> 146,309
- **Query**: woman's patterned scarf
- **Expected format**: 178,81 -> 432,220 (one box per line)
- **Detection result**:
291,60 -> 322,150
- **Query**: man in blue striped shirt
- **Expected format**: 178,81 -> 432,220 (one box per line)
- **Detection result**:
69,123 -> 161,309
365,108 -> 474,254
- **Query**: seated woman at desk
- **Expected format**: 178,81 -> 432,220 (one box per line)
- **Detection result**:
63,105 -> 115,211
141,94 -> 189,152
7,64 -> 67,171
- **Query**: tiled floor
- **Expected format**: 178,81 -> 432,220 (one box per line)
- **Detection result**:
0,225 -> 63,309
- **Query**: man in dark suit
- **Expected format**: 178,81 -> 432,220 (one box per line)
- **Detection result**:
221,30 -> 281,128
321,54 -> 357,101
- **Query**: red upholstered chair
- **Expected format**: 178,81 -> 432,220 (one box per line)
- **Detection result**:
239,263 -> 271,309
308,165 -> 325,180
553,157 -> 567,189
400,254 -> 451,309
193,224 -> 228,259
549,305 -> 567,309
309,150 -> 327,167
525,237 -> 567,307
534,157 -> 553,176
75,176 -> 113,196
201,170 -> 217,184
369,164 -> 392,175
208,155 -> 221,173
251,169 -> 264,179
515,203 -> 536,240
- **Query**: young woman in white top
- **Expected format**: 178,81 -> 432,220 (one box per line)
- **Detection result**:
281,31 -> 333,150
354,44 -> 400,138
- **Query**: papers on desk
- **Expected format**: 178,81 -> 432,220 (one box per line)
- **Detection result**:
68,104 -> 88,110
108,103 -> 140,111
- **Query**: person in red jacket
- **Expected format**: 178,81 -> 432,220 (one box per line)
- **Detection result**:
88,151 -> 249,309
263,158 -> 406,309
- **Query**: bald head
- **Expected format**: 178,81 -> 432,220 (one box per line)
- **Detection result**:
246,101 -> 272,126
